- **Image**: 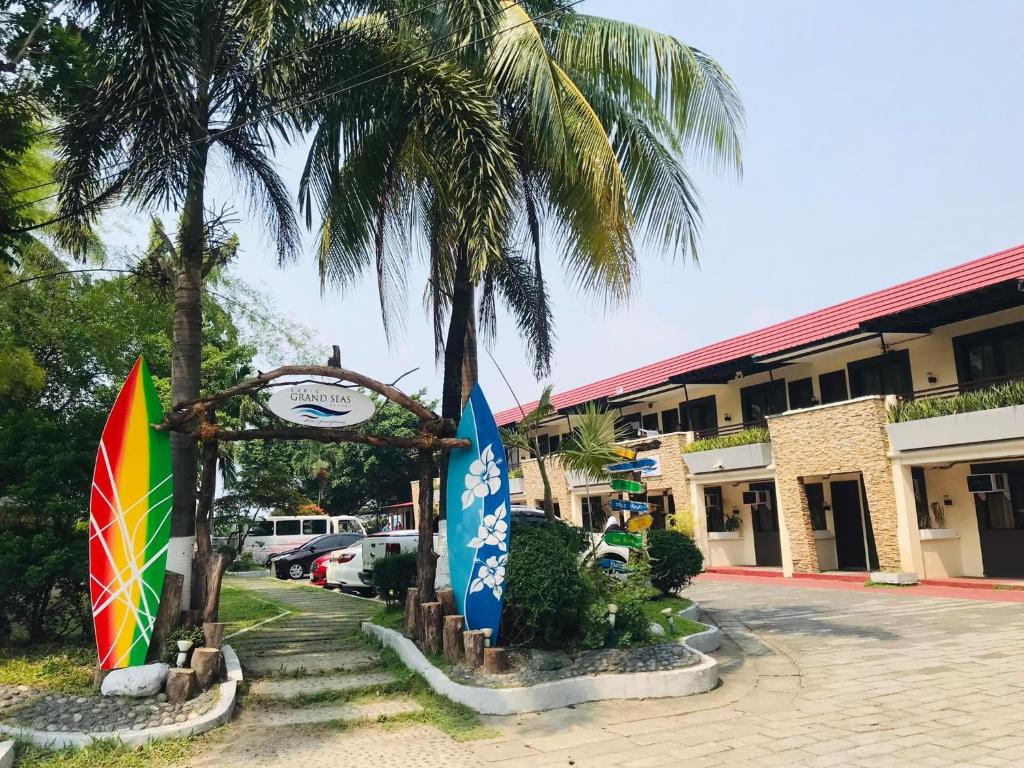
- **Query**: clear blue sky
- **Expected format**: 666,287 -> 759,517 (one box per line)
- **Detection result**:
113,0 -> 1024,411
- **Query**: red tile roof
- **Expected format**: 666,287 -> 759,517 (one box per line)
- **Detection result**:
493,242 -> 1024,426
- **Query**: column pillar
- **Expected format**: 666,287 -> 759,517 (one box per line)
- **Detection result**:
690,479 -> 711,569
891,461 -> 924,576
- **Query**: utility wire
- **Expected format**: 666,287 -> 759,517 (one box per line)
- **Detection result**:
8,0 -> 580,226
21,0 -> 450,144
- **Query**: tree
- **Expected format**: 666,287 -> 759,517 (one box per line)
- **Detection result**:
500,385 -> 558,519
559,403 -> 628,535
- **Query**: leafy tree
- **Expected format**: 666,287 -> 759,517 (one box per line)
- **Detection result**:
559,403 -> 629,533
500,385 -> 557,519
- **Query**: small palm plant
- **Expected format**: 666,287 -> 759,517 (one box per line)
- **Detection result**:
500,385 -> 558,519
559,403 -> 630,535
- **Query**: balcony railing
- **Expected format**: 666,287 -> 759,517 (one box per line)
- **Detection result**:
694,419 -> 766,441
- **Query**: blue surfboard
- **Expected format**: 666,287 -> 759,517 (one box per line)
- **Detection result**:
446,385 -> 512,643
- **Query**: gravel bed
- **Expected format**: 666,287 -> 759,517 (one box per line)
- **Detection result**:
1,687 -> 220,733
0,685 -> 41,715
448,643 -> 700,689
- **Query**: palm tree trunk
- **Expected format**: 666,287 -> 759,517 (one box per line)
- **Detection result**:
461,294 -> 478,407
534,444 -> 555,520
416,448 -> 437,605
169,153 -> 208,611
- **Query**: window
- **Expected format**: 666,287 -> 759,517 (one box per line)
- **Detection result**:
275,519 -> 300,535
740,379 -> 787,424
581,496 -> 603,529
705,486 -> 725,533
537,434 -> 561,455
660,408 -> 680,434
848,350 -> 913,398
805,483 -> 827,530
615,413 -> 642,437
641,413 -> 659,432
953,322 -> 1024,386
302,518 -> 327,535
680,396 -> 718,433
249,520 -> 274,537
819,370 -> 849,404
788,378 -> 815,410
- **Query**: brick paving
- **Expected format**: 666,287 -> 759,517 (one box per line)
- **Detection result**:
187,576 -> 1024,768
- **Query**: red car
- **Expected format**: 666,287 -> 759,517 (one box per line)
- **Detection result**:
308,553 -> 331,587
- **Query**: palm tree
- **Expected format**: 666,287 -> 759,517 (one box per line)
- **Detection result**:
559,403 -> 628,533
499,385 -> 557,518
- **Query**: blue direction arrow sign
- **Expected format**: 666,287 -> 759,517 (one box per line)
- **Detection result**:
610,498 -> 650,514
604,458 -> 658,474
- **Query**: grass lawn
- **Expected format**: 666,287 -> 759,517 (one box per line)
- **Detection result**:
12,737 -> 201,768
643,595 -> 704,638
218,585 -> 292,635
0,645 -> 95,696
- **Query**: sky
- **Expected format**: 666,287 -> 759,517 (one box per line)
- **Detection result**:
107,0 -> 1024,412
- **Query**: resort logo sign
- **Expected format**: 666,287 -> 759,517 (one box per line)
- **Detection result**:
268,383 -> 375,428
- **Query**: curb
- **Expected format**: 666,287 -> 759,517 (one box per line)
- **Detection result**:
0,645 -> 242,749
0,740 -> 12,768
362,622 -> 718,715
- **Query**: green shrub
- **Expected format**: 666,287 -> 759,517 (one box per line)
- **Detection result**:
164,625 -> 205,665
502,522 -> 593,647
887,380 -> 1024,422
647,530 -> 703,596
608,560 -> 654,646
683,426 -> 770,453
373,552 -> 417,606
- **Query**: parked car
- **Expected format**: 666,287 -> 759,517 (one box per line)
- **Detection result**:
272,532 -> 364,580
324,543 -> 373,594
245,514 -> 366,565
309,553 -> 331,587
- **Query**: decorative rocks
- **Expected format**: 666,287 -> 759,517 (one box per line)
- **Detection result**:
649,622 -> 667,637
100,663 -> 169,698
0,685 -> 39,715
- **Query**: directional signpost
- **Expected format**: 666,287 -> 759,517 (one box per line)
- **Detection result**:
610,498 -> 649,514
604,530 -> 644,549
627,514 -> 653,533
610,477 -> 645,494
604,457 -> 659,474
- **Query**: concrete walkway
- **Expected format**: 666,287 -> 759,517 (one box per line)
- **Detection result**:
184,576 -> 1024,768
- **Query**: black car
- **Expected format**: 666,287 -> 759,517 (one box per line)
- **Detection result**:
272,533 -> 364,580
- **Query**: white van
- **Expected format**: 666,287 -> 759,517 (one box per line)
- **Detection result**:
243,515 -> 366,564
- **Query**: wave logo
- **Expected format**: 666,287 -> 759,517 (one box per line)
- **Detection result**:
291,404 -> 352,421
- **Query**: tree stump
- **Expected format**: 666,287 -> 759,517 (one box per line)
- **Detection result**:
203,622 -> 225,650
464,630 -> 485,669
421,601 -> 443,655
147,572 -> 184,663
436,587 -> 456,617
483,647 -> 510,675
190,647 -> 222,691
404,589 -> 421,639
92,668 -> 110,694
443,615 -> 464,664
166,668 -> 196,704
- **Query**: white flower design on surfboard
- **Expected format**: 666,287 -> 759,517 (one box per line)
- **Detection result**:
462,443 -> 501,509
469,554 -> 508,600
468,503 -> 508,552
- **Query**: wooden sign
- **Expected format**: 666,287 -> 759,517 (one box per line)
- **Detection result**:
603,530 -> 644,549
610,498 -> 649,513
627,514 -> 653,532
610,478 -> 645,494
610,446 -> 637,461
604,457 -> 658,474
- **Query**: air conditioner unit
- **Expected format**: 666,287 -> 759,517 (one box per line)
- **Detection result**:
742,489 -> 772,507
637,428 -> 659,438
967,473 -> 1009,497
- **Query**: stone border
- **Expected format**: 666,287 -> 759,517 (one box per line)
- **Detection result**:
0,645 -> 242,749
0,740 -> 13,768
362,622 -> 718,715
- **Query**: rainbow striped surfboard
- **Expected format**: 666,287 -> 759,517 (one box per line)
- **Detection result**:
89,357 -> 173,670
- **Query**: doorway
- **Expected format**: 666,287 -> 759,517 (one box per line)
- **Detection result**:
750,482 -> 782,566
830,479 -> 879,570
972,462 -> 1024,578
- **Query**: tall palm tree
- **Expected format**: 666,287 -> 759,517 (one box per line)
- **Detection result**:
304,0 -> 743,521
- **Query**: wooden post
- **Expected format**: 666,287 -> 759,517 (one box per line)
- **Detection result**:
436,587 -> 456,617
421,601 -> 443,654
443,615 -> 464,664
147,571 -> 184,663
416,448 -> 438,606
404,589 -> 421,639
464,630 -> 485,669
190,647 -> 221,690
483,647 -> 509,675
203,622 -> 225,650
166,668 -> 196,704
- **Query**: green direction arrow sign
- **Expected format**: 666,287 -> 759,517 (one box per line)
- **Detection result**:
604,530 -> 644,549
610,478 -> 645,494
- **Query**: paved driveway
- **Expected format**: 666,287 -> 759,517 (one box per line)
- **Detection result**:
475,579 -> 1024,768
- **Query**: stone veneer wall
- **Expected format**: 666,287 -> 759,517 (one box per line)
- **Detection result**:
521,455 -> 574,520
631,432 -> 693,532
768,396 -> 900,573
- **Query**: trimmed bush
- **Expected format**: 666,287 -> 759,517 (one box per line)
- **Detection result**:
373,552 -> 417,606
502,522 -> 593,647
888,380 -> 1024,422
683,426 -> 770,453
648,530 -> 704,596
